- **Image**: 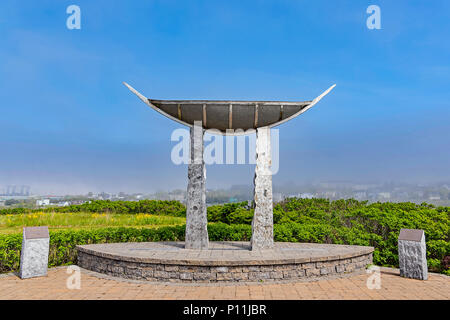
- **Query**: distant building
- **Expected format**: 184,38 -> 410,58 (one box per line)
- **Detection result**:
429,194 -> 441,200
0,185 -> 31,197
71,200 -> 86,205
98,192 -> 111,200
323,191 -> 337,199
354,192 -> 367,200
273,193 -> 284,203
378,192 -> 391,199
36,199 -> 50,206
351,184 -> 378,191
169,193 -> 185,202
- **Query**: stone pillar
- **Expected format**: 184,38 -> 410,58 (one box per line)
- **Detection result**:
398,228 -> 428,280
19,226 -> 50,279
251,127 -> 274,250
185,121 -> 209,249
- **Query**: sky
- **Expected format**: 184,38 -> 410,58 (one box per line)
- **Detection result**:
0,0 -> 449,195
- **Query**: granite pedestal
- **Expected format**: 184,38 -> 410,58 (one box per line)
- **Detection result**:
19,226 -> 50,279
398,229 -> 428,280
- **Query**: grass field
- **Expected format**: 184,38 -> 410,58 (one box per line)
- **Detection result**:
0,212 -> 186,234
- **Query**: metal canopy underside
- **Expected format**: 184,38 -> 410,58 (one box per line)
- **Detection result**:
151,100 -> 310,132
124,82 -> 336,134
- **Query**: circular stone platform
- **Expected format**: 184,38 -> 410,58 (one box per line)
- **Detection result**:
77,242 -> 374,283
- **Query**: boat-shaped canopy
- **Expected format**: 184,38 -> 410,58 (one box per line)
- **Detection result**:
124,83 -> 335,134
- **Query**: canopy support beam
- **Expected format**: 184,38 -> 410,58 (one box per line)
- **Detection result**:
185,121 -> 209,249
251,126 -> 274,250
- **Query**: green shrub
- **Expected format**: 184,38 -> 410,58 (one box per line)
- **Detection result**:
0,226 -> 185,273
208,223 -> 252,241
0,200 -> 186,217
0,224 -> 253,273
1,198 -> 448,275
207,202 -> 249,223
208,198 -> 449,274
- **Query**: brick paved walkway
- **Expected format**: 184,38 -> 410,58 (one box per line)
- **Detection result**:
0,266 -> 448,300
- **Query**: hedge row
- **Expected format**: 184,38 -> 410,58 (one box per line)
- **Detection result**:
207,199 -> 449,274
0,200 -> 186,216
0,224 -> 251,273
1,222 -> 448,275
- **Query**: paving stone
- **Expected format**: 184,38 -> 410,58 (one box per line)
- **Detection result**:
179,273 -> 193,280
165,265 -> 179,272
335,265 -> 345,273
3,265 -> 446,300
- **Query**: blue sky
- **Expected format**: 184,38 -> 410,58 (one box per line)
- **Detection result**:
0,0 -> 449,194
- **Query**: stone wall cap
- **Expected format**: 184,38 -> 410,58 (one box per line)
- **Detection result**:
23,226 -> 49,239
398,229 -> 424,242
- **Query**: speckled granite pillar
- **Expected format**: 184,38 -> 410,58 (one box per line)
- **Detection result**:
185,121 -> 209,249
251,127 -> 274,250
398,229 -> 428,280
19,226 -> 50,279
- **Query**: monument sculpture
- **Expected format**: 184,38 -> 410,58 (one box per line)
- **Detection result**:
76,82 -> 375,283
123,82 -> 335,250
